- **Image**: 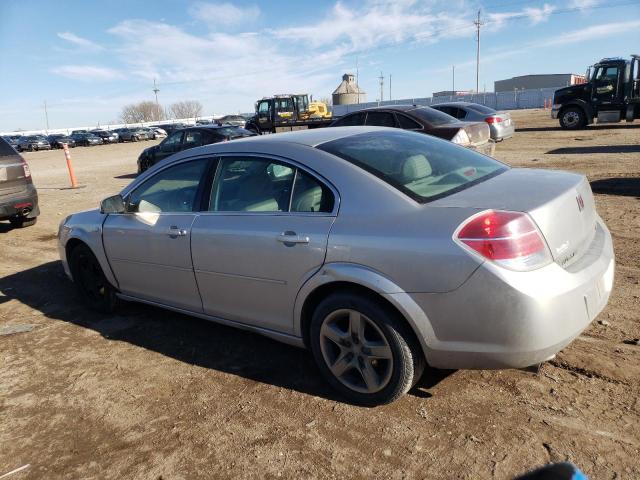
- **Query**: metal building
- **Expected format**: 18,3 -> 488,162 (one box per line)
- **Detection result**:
332,73 -> 366,105
494,74 -> 586,92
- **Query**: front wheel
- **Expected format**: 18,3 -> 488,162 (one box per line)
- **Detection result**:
559,107 -> 586,129
69,244 -> 117,313
310,292 -> 424,406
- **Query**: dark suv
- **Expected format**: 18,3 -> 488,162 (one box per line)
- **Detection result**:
137,124 -> 255,173
0,136 -> 39,228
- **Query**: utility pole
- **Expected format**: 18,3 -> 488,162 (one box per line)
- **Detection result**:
43,100 -> 50,133
452,65 -> 455,92
378,71 -> 384,104
474,9 -> 483,93
389,74 -> 392,101
152,78 -> 160,105
356,56 -> 360,104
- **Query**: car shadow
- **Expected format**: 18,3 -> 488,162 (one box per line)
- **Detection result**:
0,260 -> 453,405
114,173 -> 137,179
590,177 -> 640,198
0,222 -> 15,233
517,124 -> 640,133
546,145 -> 640,155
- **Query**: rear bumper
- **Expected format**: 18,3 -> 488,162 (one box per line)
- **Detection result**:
468,141 -> 496,157
0,185 -> 40,220
406,218 -> 614,369
490,123 -> 515,140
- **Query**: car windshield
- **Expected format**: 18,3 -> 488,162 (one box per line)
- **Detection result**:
466,104 -> 496,115
409,107 -> 457,126
317,130 -> 507,202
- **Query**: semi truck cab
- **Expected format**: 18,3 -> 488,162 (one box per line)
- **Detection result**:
552,55 -> 640,129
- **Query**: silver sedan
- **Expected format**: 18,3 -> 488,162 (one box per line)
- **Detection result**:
58,127 -> 614,405
431,102 -> 516,141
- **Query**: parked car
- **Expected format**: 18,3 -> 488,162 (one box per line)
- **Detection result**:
152,123 -> 186,135
138,127 -> 157,140
137,124 -> 255,173
16,135 -> 51,152
0,136 -> 39,228
2,136 -> 21,151
431,102 -> 515,141
59,127 -> 614,405
70,132 -> 103,146
152,127 -> 167,138
218,115 -> 247,127
330,105 -> 495,156
47,134 -> 76,149
90,130 -> 119,144
113,128 -> 147,142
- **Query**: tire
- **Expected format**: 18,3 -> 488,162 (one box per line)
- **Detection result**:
559,106 -> 586,130
310,292 -> 425,406
28,144 -> 34,152
69,243 -> 117,313
132,135 -> 139,142
9,217 -> 37,228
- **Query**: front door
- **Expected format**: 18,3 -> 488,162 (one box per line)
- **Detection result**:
155,130 -> 184,163
103,158 -> 209,311
257,100 -> 273,131
593,65 -> 621,107
191,155 -> 337,333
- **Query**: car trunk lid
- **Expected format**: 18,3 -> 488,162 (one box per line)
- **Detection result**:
431,168 -> 597,269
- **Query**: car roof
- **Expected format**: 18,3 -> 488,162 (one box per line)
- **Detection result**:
431,102 -> 480,108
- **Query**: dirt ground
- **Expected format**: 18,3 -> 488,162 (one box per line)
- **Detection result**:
1,109 -> 638,479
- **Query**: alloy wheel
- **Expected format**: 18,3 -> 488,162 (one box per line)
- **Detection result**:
319,309 -> 394,394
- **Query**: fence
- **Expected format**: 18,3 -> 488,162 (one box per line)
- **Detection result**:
332,87 -> 559,116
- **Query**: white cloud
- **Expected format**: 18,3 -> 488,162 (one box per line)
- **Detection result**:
539,19 -> 640,46
188,2 -> 260,28
51,65 -> 123,81
57,32 -> 104,50
487,3 -> 555,29
569,0 -> 599,9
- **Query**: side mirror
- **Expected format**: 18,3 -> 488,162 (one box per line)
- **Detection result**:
100,194 -> 125,214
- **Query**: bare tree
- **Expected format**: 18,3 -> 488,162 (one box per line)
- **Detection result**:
170,100 -> 203,119
318,96 -> 332,106
120,101 -> 165,123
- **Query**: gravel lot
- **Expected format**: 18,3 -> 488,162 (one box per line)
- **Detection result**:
1,109 -> 639,479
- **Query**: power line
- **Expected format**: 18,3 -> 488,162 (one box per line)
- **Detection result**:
152,78 -> 160,105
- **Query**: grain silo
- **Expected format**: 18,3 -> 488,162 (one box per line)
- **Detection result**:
332,73 -> 366,105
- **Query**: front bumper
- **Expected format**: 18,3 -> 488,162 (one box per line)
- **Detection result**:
551,104 -> 561,119
0,185 -> 40,220
407,218 -> 614,369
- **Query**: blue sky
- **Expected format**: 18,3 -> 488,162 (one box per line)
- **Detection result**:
1,0 -> 639,131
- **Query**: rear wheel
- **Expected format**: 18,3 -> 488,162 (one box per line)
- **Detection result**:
310,292 -> 424,406
559,107 -> 586,129
69,244 -> 117,313
9,217 -> 37,228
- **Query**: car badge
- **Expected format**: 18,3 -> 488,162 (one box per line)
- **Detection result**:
576,194 -> 584,212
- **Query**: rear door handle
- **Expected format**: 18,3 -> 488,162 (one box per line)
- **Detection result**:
167,226 -> 188,238
277,231 -> 310,245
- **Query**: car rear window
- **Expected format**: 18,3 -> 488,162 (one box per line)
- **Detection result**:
466,104 -> 496,115
317,130 -> 507,203
0,137 -> 17,156
409,107 -> 457,126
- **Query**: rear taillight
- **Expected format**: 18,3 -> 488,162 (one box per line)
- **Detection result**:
20,157 -> 32,182
455,210 -> 551,271
485,116 -> 503,124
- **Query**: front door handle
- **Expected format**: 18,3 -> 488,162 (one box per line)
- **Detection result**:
277,231 -> 310,245
167,226 -> 188,238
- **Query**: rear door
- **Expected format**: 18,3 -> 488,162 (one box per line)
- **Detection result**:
0,138 -> 28,198
102,158 -> 210,311
365,111 -> 398,127
191,155 -> 337,333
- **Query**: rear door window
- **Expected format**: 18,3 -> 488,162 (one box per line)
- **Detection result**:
397,114 -> 422,130
365,112 -> 397,127
332,112 -> 365,126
